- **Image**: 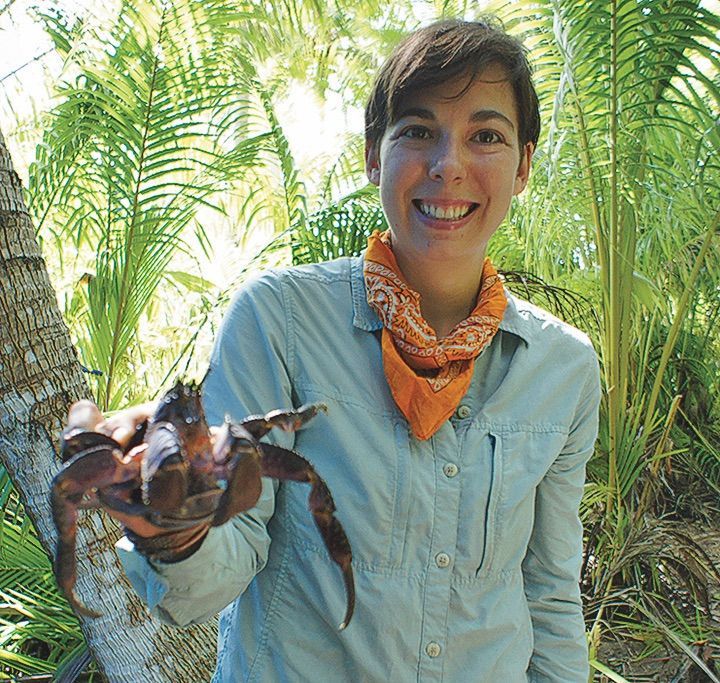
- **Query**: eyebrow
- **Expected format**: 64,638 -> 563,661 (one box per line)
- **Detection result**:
396,107 -> 516,131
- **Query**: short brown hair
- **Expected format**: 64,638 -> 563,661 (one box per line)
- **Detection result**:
364,19 -> 541,148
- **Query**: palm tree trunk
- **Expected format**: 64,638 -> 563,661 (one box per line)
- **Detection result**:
0,126 -> 217,680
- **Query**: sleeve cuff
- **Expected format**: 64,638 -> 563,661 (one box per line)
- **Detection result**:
116,535 -> 170,613
116,527 -> 232,626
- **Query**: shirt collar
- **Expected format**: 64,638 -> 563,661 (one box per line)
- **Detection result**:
350,255 -> 533,344
351,256 -> 383,331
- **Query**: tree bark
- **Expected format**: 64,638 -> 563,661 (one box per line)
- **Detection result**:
0,127 -> 217,680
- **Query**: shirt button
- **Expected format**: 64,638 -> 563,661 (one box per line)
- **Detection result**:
455,404 -> 472,419
435,552 -> 451,568
425,642 -> 441,658
443,463 -> 459,478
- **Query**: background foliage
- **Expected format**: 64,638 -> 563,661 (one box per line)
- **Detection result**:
0,0 -> 718,679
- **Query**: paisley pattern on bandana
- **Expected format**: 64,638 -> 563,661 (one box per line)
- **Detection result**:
364,230 -> 507,440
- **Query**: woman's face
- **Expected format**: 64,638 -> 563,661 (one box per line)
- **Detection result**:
365,64 -> 533,275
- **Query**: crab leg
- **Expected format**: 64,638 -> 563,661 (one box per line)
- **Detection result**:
258,443 -> 355,630
60,429 -> 115,462
51,436 -> 140,617
240,403 -> 327,441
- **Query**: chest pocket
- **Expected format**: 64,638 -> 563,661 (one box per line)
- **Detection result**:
279,386 -> 412,574
455,428 -> 569,578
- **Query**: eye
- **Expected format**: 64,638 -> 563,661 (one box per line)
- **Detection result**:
472,130 -> 503,144
399,125 -> 432,140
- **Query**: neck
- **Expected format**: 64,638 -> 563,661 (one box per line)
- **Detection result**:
396,255 -> 485,339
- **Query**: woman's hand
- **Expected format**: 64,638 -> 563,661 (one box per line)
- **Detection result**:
74,400 -> 156,448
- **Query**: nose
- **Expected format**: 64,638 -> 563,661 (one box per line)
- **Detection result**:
428,136 -> 466,182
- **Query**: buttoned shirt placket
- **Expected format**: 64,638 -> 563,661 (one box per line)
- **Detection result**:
416,418 -> 465,681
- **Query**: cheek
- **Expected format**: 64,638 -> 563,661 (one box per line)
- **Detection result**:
380,143 -> 422,176
379,185 -> 405,227
474,159 -> 519,195
380,155 -> 408,183
378,153 -> 415,212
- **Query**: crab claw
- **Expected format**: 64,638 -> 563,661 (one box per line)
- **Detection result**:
141,423 -> 188,512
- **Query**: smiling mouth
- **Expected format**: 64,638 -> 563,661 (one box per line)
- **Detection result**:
414,200 -> 479,221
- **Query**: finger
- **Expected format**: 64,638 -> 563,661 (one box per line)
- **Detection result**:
67,401 -> 103,431
109,425 -> 134,447
97,402 -> 156,447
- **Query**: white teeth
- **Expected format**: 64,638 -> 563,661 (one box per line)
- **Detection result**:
418,202 -> 474,220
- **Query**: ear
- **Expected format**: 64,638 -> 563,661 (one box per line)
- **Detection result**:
365,140 -> 381,186
513,142 -> 534,196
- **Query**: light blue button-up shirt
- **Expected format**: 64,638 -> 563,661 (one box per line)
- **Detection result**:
118,256 -> 600,682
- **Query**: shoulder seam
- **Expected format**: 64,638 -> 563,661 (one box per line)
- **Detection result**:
275,257 -> 355,285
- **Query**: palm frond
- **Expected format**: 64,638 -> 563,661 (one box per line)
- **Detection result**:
27,0 -> 279,409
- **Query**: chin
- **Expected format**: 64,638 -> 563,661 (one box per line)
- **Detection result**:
418,239 -> 483,263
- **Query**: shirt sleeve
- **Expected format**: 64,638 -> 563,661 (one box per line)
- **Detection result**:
116,272 -> 295,627
523,350 -> 601,682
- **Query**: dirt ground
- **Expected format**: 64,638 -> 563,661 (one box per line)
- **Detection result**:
594,527 -> 720,682
596,639 -> 717,682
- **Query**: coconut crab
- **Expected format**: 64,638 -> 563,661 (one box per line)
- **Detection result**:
51,381 -> 354,629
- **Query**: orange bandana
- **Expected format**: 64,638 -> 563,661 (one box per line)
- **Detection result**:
363,230 -> 507,440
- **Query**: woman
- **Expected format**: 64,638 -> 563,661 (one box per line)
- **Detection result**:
92,19 -> 600,682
